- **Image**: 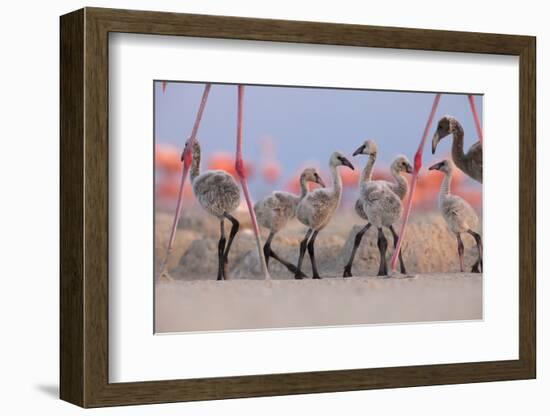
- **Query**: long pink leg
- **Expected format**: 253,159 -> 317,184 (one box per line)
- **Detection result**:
158,83 -> 212,276
235,85 -> 271,280
390,94 -> 441,272
468,95 -> 483,146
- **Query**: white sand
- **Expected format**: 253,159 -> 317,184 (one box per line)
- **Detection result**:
155,273 -> 482,333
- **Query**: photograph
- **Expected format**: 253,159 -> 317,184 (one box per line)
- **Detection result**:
154,81 -> 483,333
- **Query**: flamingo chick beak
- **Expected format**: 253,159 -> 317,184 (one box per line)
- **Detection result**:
341,157 -> 354,170
428,161 -> 445,171
431,132 -> 441,155
316,176 -> 326,188
352,144 -> 366,156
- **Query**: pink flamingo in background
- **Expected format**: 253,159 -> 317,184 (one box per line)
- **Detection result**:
260,137 -> 282,184
389,94 -> 483,272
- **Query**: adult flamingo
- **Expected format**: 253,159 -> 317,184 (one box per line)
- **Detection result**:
431,115 -> 482,183
158,84 -> 211,278
236,86 -> 270,280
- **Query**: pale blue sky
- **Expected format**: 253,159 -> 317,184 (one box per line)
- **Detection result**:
154,81 -> 482,198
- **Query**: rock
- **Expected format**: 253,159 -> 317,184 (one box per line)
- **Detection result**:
155,211 -> 201,272
229,250 -> 265,280
177,210 -> 219,237
173,238 -> 218,280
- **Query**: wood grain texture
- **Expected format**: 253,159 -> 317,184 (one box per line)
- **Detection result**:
59,7 -> 537,408
88,7 -> 532,54
83,10 -> 110,406
518,38 -> 536,375
59,8 -> 84,407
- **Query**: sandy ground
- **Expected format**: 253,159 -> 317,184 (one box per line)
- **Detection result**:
155,205 -> 482,333
155,274 -> 482,332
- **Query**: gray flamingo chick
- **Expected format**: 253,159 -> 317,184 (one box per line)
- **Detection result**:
432,115 -> 482,183
189,140 -> 241,280
344,142 -> 412,277
353,140 -> 409,220
352,140 -> 378,222
429,159 -> 483,272
356,155 -> 412,276
254,168 -> 325,277
294,152 -> 354,279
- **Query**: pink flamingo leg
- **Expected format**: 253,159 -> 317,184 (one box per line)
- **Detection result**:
468,95 -> 483,146
390,94 -> 441,272
158,84 -> 212,276
235,85 -> 271,280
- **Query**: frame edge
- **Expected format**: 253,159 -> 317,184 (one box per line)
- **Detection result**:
518,36 -> 537,379
60,8 -> 86,408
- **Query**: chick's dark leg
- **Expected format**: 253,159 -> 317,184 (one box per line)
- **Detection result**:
295,228 -> 313,279
262,230 -> 307,277
377,227 -> 388,276
343,223 -> 371,277
467,229 -> 483,273
263,231 -> 274,270
307,230 -> 321,279
217,219 -> 226,281
456,233 -> 465,273
389,225 -> 407,274
222,212 -> 240,279
271,251 -> 308,278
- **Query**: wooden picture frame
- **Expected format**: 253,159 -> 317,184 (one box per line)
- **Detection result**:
60,7 -> 536,408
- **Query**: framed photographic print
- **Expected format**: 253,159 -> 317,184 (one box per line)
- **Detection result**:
60,7 -> 536,408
